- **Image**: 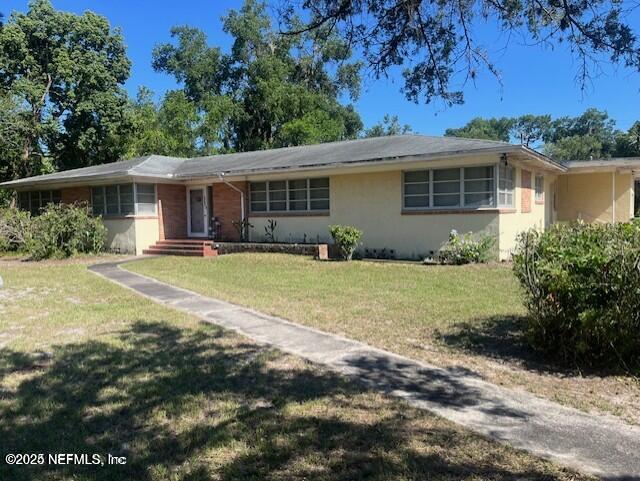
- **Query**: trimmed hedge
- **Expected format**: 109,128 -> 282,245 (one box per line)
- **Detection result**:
513,221 -> 640,367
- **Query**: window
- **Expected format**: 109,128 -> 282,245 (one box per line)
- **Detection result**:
498,165 -> 515,208
464,166 -> 494,208
432,168 -> 461,207
135,184 -> 156,215
403,166 -> 496,210
17,190 -> 61,214
309,178 -> 330,210
91,183 -> 154,216
535,174 -> 544,203
91,187 -> 105,216
119,184 -> 135,215
250,182 -> 267,212
269,181 -> 287,211
288,179 -> 308,211
403,171 -> 429,208
249,178 -> 330,213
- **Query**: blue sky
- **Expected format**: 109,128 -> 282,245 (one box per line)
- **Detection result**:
4,0 -> 640,134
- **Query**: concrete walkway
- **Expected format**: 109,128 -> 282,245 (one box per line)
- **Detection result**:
89,260 -> 640,481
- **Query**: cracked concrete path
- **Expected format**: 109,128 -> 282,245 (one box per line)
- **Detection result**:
89,260 -> 640,480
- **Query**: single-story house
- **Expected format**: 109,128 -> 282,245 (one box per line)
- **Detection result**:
2,135 -> 639,260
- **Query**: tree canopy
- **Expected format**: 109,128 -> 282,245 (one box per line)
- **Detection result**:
147,0 -> 363,155
0,0 -> 131,178
445,108 -> 639,160
280,0 -> 640,106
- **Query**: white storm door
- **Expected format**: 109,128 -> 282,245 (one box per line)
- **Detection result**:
187,187 -> 208,237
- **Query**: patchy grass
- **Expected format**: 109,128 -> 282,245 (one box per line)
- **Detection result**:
0,259 -> 594,480
127,253 -> 640,425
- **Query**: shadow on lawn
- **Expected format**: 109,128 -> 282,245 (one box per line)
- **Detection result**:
438,315 -> 637,378
0,321 -> 579,481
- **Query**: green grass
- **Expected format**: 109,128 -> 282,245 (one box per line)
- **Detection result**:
126,253 -> 640,425
0,258 -> 593,480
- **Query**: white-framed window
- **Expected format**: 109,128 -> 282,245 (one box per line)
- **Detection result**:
250,182 -> 267,212
249,178 -> 330,213
91,183 -> 155,216
403,170 -> 429,208
18,190 -> 61,215
535,174 -> 544,203
464,166 -> 495,208
433,168 -> 461,207
498,164 -> 515,208
403,165 -> 496,210
135,183 -> 156,215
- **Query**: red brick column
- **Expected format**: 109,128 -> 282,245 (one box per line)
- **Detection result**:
521,170 -> 532,213
61,186 -> 91,204
157,184 -> 187,240
213,181 -> 247,241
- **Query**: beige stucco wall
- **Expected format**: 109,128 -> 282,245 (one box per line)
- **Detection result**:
101,217 -> 159,255
497,167 -> 553,258
134,217 -> 160,255
249,170 -> 500,260
556,172 -> 633,223
103,218 -> 137,254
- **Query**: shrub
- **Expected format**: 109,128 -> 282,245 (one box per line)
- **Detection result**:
329,224 -> 362,261
512,221 -> 640,367
0,207 -> 32,252
26,203 -> 107,260
438,229 -> 496,265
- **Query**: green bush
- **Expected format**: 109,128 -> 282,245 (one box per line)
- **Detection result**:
26,203 -> 107,260
0,207 -> 33,252
329,224 -> 363,261
513,221 -> 640,367
438,229 -> 496,265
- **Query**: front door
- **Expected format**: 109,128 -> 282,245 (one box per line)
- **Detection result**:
188,187 -> 208,237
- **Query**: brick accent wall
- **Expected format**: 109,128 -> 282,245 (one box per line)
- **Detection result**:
213,181 -> 247,241
157,184 -> 187,240
521,169 -> 532,214
61,186 -> 91,204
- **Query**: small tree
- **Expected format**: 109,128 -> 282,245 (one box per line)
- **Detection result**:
329,224 -> 362,261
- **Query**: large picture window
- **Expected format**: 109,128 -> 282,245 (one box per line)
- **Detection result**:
91,183 -> 155,216
17,190 -> 61,215
249,178 -> 330,213
403,164 -> 509,210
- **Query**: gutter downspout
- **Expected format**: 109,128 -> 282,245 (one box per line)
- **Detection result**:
217,173 -> 247,239
612,171 -> 616,223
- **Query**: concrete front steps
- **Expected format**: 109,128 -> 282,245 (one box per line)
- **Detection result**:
143,239 -> 218,257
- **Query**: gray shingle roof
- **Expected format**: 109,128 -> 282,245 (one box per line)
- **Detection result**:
1,155 -> 183,188
1,135 -> 562,188
175,135 -> 515,178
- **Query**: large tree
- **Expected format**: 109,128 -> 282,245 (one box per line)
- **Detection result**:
0,0 -> 131,176
125,87 -> 201,158
544,108 -> 618,160
280,0 -> 640,105
152,0 -> 363,153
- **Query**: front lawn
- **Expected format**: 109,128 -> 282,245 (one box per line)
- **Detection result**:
0,258 -> 590,480
126,253 -> 640,425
